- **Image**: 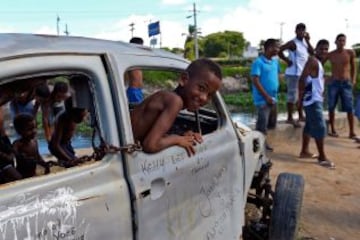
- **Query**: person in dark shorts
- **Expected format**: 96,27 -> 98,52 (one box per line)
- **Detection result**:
298,39 -> 335,169
326,33 -> 357,138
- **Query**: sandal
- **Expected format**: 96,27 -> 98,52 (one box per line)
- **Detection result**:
328,132 -> 339,137
299,152 -> 318,159
350,134 -> 359,140
318,160 -> 336,169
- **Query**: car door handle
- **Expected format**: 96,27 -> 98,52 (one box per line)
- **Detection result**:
140,178 -> 166,200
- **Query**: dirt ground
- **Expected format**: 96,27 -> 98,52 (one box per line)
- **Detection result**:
267,121 -> 360,240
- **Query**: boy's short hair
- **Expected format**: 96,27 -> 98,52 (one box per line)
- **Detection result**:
186,58 -> 222,81
35,84 -> 51,98
53,81 -> 68,94
130,37 -> 144,45
335,33 -> 346,41
316,39 -> 329,48
264,38 -> 278,51
295,23 -> 306,31
13,113 -> 34,134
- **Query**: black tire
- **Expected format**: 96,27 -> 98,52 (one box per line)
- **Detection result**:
269,172 -> 305,240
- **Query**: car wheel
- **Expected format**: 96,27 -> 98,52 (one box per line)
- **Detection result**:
269,172 -> 305,240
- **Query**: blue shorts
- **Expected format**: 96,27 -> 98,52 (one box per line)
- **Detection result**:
327,80 -> 354,113
355,93 -> 360,120
285,75 -> 299,103
255,104 -> 277,135
303,101 -> 326,139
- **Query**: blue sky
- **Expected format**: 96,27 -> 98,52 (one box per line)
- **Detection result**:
0,0 -> 359,49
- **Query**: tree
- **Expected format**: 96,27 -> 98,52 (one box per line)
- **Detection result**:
184,36 -> 204,60
202,31 -> 246,58
352,43 -> 360,57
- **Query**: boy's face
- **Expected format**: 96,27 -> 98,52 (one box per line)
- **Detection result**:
54,91 -> 68,102
316,44 -> 329,60
15,91 -> 29,104
181,71 -> 221,111
335,36 -> 346,49
268,42 -> 280,57
20,120 -> 37,140
295,27 -> 306,39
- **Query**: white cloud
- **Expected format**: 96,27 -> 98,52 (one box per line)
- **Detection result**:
0,24 -> 15,33
161,0 -> 187,5
200,0 -> 360,48
34,26 -> 57,35
87,0 -> 360,49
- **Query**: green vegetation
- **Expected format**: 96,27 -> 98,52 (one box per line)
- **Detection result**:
221,66 -> 250,78
184,31 -> 246,60
143,70 -> 180,87
203,31 -> 246,58
222,92 -> 287,111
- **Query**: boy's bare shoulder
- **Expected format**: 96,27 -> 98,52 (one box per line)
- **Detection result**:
147,90 -> 183,106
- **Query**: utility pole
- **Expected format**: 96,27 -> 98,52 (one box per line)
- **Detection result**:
192,3 -> 199,59
64,24 -> 69,36
129,22 -> 135,38
280,22 -> 285,43
187,3 -> 199,59
345,18 -> 349,30
56,15 -> 60,36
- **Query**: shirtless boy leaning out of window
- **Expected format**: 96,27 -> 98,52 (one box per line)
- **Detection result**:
130,58 -> 222,156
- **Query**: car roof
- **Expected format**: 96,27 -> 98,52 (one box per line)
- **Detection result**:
0,33 -> 188,64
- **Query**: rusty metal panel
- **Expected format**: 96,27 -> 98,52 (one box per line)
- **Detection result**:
126,121 -> 245,239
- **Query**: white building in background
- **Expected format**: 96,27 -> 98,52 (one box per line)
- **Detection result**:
243,45 -> 258,58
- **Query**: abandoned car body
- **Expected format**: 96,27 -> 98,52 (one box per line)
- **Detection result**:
0,33 -> 304,240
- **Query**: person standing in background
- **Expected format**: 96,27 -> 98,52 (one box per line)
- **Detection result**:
326,33 -> 357,139
279,23 -> 314,128
251,39 -> 281,152
126,37 -> 145,105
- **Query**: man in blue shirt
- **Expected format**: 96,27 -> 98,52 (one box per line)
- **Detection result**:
251,38 -> 280,151
127,37 -> 144,105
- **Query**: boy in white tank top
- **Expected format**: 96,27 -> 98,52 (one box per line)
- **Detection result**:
279,23 -> 314,127
298,39 -> 335,169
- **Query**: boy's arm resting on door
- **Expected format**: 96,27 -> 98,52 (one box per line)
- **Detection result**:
141,95 -> 197,156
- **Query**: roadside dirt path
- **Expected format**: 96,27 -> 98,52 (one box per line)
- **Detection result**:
267,122 -> 360,240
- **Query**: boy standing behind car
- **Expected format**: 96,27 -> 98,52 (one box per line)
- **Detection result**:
279,23 -> 314,127
127,37 -> 145,104
251,38 -> 280,152
298,39 -> 335,169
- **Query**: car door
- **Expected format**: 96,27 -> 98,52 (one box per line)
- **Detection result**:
112,54 -> 245,240
0,54 -> 133,240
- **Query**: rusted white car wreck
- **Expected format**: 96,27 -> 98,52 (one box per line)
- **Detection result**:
0,33 -> 304,240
